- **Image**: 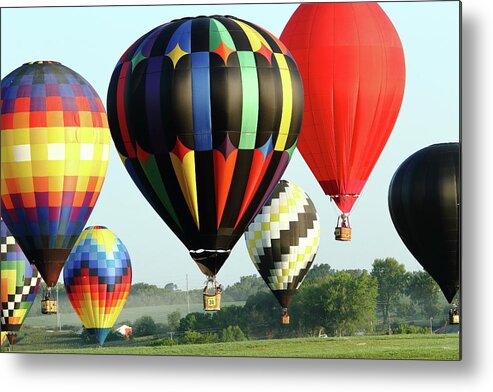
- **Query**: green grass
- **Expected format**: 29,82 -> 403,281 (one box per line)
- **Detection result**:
24,301 -> 245,329
5,329 -> 459,360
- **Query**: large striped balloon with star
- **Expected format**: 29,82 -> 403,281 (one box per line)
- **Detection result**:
107,15 -> 303,279
63,226 -> 132,346
245,180 -> 320,309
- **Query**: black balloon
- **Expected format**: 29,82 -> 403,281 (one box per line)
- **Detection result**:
388,143 -> 460,303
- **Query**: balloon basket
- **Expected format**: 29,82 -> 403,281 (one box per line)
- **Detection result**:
334,227 -> 351,241
449,308 -> 460,325
41,299 -> 57,314
449,314 -> 460,324
203,280 -> 222,311
203,292 -> 221,311
281,308 -> 290,324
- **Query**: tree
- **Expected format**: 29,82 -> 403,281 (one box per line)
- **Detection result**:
242,291 -> 280,338
212,305 -> 245,331
406,271 -> 442,318
221,325 -> 247,342
371,258 -> 408,327
223,275 -> 268,301
164,282 -> 178,291
133,316 -> 157,336
167,311 -> 181,330
291,271 -> 378,336
179,314 -> 197,332
178,312 -> 214,333
304,263 -> 333,283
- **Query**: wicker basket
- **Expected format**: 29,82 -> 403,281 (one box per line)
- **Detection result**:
203,291 -> 221,311
334,226 -> 352,241
449,314 -> 460,325
41,299 -> 57,314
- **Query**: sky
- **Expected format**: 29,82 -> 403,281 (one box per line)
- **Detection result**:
0,1 -> 460,291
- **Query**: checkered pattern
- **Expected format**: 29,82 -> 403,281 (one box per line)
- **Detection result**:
0,61 -> 110,254
1,219 -> 41,332
245,180 -> 320,291
63,226 -> 132,335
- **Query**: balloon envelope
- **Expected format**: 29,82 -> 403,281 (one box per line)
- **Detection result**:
1,219 -> 41,334
245,180 -> 320,308
0,331 -> 6,347
63,226 -> 132,345
107,16 -> 304,278
388,143 -> 460,303
1,61 -> 111,287
281,3 -> 405,214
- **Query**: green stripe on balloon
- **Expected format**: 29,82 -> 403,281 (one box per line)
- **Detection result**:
209,19 -> 236,52
238,51 -> 259,149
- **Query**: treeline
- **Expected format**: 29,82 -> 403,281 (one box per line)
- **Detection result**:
30,257 -> 454,339
100,258 -> 454,345
161,258 -> 452,340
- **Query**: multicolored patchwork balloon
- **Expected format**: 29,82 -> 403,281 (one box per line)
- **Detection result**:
1,61 -> 110,288
1,219 -> 41,342
107,16 -> 303,280
245,180 -> 320,321
63,226 -> 132,345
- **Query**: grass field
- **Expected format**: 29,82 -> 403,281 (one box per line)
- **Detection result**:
4,329 -> 459,360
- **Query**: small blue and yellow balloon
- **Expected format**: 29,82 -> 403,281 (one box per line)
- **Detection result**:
63,226 -> 132,346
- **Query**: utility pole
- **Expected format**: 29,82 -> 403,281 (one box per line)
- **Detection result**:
186,274 -> 190,314
56,283 -> 61,332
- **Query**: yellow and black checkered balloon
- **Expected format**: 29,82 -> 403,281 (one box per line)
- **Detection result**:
245,180 -> 320,308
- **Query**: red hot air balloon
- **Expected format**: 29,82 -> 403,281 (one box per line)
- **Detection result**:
281,3 -> 406,240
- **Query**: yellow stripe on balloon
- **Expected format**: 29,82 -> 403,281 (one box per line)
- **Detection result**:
233,19 -> 271,52
273,53 -> 293,151
169,151 -> 200,229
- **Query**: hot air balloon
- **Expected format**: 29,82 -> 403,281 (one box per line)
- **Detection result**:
388,143 -> 460,306
245,180 -> 320,323
281,3 -> 406,240
0,331 -> 7,347
1,61 -> 110,311
63,226 -> 132,346
107,15 -> 303,309
1,218 -> 41,350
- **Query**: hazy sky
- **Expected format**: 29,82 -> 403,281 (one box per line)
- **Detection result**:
0,2 -> 460,291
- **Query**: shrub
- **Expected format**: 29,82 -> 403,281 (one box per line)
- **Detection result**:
221,325 -> 247,342
133,316 -> 157,336
179,330 -> 219,345
393,324 -> 431,334
149,337 -> 178,347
